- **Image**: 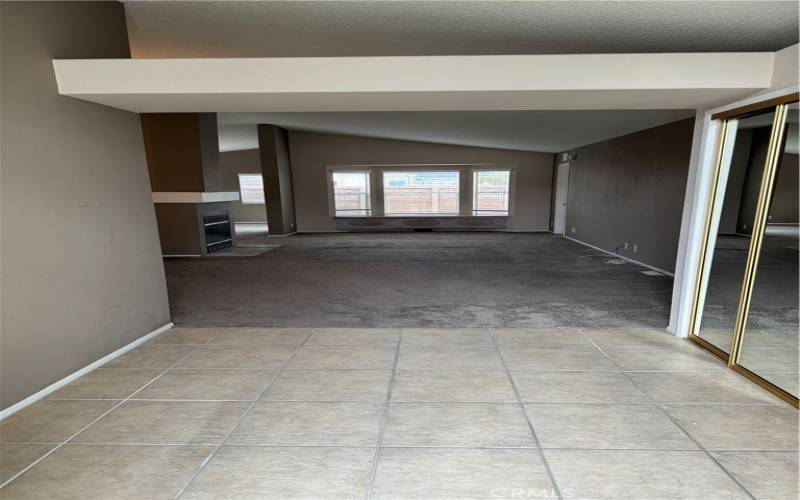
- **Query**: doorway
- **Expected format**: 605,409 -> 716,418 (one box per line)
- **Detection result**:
553,162 -> 570,234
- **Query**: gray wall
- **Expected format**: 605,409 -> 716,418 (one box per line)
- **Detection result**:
0,2 -> 171,410
220,149 -> 268,223
561,118 -> 695,272
771,153 -> 799,223
288,130 -> 553,232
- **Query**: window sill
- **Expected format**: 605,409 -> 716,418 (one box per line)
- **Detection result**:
332,215 -> 510,219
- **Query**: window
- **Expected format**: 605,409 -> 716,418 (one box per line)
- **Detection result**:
473,169 -> 511,216
383,171 -> 460,215
238,174 -> 265,204
332,171 -> 371,216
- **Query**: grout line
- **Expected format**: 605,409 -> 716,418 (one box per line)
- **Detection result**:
29,398 -> 791,406
489,327 -> 564,500
364,328 -> 403,500
170,329 -> 314,500
4,441 -> 798,453
575,328 -> 758,500
0,344 -> 206,490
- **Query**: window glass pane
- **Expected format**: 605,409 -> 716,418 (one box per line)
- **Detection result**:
473,170 -> 510,216
332,171 -> 371,216
383,171 -> 460,215
238,174 -> 265,204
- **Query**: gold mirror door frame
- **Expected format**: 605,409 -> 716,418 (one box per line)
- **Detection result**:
728,102 -> 797,407
688,95 -> 799,408
687,118 -> 734,362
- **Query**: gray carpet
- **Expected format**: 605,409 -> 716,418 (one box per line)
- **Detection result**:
164,232 -> 675,329
700,233 -> 799,332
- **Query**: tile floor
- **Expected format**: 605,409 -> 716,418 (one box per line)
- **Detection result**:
0,327 -> 797,499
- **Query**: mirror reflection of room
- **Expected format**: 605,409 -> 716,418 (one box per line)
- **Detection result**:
696,110 -> 777,353
739,103 -> 799,397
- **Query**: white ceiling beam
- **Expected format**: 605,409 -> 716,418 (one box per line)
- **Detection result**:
52,53 -> 775,112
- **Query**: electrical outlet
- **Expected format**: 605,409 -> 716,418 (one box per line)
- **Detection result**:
633,244 -> 638,253
571,227 -> 576,233
624,243 -> 628,250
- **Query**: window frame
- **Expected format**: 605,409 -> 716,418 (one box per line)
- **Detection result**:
326,164 -> 515,219
382,169 -> 461,217
327,168 -> 374,217
471,167 -> 513,216
237,173 -> 265,205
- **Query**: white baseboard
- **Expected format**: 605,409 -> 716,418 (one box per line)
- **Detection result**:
564,236 -> 675,277
0,322 -> 174,420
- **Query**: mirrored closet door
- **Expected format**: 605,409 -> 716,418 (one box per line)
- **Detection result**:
691,96 -> 799,407
735,102 -> 799,399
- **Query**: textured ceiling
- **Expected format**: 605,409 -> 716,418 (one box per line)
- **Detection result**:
217,110 -> 696,153
124,1 -> 799,58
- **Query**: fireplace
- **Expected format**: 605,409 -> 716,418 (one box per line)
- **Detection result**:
203,212 -> 232,253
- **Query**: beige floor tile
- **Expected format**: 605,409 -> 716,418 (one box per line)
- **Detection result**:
206,327 -> 310,347
767,330 -> 800,348
263,369 -> 391,401
401,328 -> 494,348
306,328 -> 400,346
581,327 -> 688,349
604,344 -> 726,372
494,327 -> 592,348
105,344 -> 198,369
177,345 -> 297,369
391,370 -> 516,402
512,371 -> 648,403
0,443 -> 55,483
73,401 -> 250,445
629,371 -> 783,404
396,345 -> 503,370
525,403 -> 697,450
734,330 -> 795,349
180,446 -> 374,500
381,403 -> 536,447
0,400 -> 116,443
696,328 -> 734,352
739,348 -> 799,374
288,345 -> 397,369
664,404 -> 799,451
226,401 -> 383,446
150,328 -> 214,345
0,444 -> 212,499
711,451 -> 799,500
48,368 -> 162,400
757,371 -> 800,397
500,346 -> 617,371
545,449 -> 751,499
371,447 -> 555,500
134,369 -> 277,400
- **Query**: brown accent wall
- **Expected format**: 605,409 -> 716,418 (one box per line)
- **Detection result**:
0,2 -> 171,410
559,118 -> 695,272
141,113 -> 206,192
258,125 -> 296,234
